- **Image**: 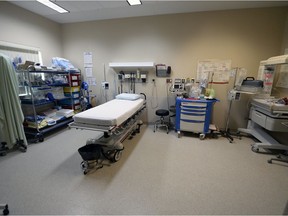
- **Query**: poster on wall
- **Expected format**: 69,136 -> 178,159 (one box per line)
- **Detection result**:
83,51 -> 96,86
87,77 -> 96,86
197,59 -> 231,84
85,67 -> 93,77
84,52 -> 93,67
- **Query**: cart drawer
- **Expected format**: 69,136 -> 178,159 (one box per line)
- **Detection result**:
181,107 -> 206,112
181,102 -> 207,108
180,119 -> 204,133
180,113 -> 205,121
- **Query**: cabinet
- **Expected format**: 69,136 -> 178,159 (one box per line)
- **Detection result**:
175,97 -> 218,139
17,68 -> 81,142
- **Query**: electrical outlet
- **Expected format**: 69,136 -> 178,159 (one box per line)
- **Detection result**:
101,81 -> 109,89
166,78 -> 172,83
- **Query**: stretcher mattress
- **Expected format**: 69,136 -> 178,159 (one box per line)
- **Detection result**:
73,98 -> 144,127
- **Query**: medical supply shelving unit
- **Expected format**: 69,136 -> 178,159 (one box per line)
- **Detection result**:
17,67 -> 81,142
175,97 -> 218,139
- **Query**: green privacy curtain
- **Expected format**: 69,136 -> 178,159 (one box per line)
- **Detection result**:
0,53 -> 27,149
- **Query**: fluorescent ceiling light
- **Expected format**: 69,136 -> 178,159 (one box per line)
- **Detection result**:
127,0 -> 142,6
36,0 -> 69,13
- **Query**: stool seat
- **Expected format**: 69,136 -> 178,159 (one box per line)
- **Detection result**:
154,109 -> 170,134
156,109 -> 169,117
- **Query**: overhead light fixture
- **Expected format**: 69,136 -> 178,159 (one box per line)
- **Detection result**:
127,0 -> 142,6
36,0 -> 69,13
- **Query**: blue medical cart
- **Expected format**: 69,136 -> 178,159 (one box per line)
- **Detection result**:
175,97 -> 218,139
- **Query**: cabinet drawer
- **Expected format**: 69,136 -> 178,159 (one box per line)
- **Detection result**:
180,120 -> 204,133
70,80 -> 80,87
180,113 -> 205,121
70,74 -> 80,81
251,110 -> 266,128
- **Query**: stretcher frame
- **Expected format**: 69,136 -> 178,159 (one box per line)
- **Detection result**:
69,99 -> 146,174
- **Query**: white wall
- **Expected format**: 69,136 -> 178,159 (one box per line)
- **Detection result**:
62,7 -> 288,129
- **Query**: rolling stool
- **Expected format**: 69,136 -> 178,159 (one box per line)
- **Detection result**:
153,109 -> 170,134
0,204 -> 9,215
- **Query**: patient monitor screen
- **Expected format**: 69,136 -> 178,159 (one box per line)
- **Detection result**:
174,84 -> 180,89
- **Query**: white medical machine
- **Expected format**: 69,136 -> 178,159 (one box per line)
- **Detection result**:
238,54 -> 288,152
170,78 -> 186,94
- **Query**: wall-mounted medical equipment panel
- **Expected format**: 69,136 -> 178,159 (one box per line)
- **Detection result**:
110,62 -> 154,84
117,71 -> 148,83
175,97 -> 218,139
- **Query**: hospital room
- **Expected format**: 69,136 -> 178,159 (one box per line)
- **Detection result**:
1,0 -> 288,215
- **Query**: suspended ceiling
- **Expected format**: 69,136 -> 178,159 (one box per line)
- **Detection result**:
6,0 -> 288,24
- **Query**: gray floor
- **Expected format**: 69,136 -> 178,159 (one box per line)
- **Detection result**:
0,124 -> 288,215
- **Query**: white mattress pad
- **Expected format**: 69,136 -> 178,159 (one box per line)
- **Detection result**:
73,98 -> 144,126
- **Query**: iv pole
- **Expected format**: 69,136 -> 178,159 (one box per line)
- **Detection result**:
221,67 -> 241,143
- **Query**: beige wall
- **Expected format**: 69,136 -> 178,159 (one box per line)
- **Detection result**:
0,1 -> 62,65
0,2 -> 287,134
62,7 -> 288,129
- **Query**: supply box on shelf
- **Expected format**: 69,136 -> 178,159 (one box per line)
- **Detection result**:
64,92 -> 80,99
59,98 -> 80,106
62,103 -> 81,111
66,73 -> 80,86
64,86 -> 80,93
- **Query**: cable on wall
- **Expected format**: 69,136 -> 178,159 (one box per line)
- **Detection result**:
150,79 -> 158,109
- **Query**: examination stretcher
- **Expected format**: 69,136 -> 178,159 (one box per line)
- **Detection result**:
69,93 -> 146,174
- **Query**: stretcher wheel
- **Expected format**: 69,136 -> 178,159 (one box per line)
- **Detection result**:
0,152 -> 7,156
199,133 -> 205,140
80,161 -> 89,174
38,136 -> 44,142
251,146 -> 259,153
267,159 -> 272,164
113,150 -> 122,162
81,161 -> 88,169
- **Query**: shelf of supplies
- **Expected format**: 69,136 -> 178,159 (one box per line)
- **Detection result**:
23,117 -> 74,140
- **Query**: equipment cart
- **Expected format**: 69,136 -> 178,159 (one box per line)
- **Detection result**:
175,97 -> 218,139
